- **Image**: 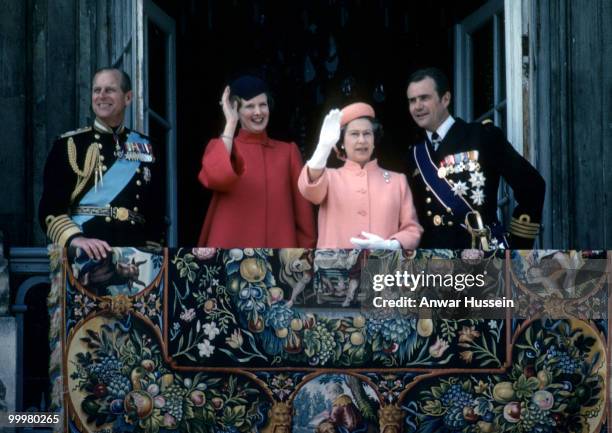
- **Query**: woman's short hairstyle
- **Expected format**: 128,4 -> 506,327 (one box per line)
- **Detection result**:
231,91 -> 275,111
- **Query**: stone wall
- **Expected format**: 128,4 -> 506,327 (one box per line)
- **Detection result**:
0,233 -> 17,415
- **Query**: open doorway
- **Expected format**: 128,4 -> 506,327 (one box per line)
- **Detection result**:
145,1 -> 491,244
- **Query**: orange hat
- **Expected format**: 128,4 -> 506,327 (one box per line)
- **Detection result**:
340,102 -> 375,127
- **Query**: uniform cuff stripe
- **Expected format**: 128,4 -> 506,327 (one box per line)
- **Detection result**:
509,223 -> 540,234
57,226 -> 83,247
46,214 -> 83,246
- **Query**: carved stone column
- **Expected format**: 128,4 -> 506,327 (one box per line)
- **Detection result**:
0,231 -> 18,415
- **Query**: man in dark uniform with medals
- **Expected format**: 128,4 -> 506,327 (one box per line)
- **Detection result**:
405,68 -> 545,250
39,68 -> 165,259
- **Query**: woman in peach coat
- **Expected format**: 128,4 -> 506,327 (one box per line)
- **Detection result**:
298,102 -> 422,249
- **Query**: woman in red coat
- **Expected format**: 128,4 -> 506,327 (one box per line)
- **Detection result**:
197,76 -> 316,248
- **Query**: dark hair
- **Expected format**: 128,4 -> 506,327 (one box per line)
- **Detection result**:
407,67 -> 450,98
337,116 -> 383,158
92,68 -> 132,93
232,91 -> 275,111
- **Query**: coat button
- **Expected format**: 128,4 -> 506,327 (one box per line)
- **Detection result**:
136,194 -> 140,199
448,220 -> 454,226
95,134 -> 101,139
357,171 -> 365,177
358,210 -> 367,216
427,211 -> 432,216
105,216 -> 111,223
426,197 -> 432,203
99,155 -> 105,161
136,180 -> 142,186
133,207 -> 139,212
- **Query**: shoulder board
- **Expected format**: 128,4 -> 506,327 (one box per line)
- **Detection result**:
478,119 -> 504,137
60,126 -> 92,138
475,119 -> 501,134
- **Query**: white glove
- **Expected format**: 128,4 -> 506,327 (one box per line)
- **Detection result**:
307,109 -> 342,169
350,232 -> 401,250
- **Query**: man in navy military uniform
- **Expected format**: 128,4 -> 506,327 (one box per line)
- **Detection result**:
39,68 -> 165,259
405,67 -> 545,249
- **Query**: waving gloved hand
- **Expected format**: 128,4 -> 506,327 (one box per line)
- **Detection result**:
350,231 -> 401,250
307,109 -> 342,169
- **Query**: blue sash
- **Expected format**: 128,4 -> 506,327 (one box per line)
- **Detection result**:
72,132 -> 145,226
413,141 -> 474,218
414,142 -> 508,249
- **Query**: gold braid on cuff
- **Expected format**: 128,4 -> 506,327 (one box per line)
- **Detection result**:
46,214 -> 82,246
509,214 -> 540,239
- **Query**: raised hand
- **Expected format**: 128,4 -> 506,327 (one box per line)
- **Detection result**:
220,86 -> 239,126
307,109 -> 342,169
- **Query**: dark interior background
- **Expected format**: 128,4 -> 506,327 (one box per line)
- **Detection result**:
150,0 -> 487,244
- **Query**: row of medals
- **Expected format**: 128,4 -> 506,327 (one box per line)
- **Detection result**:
437,158 -> 480,179
114,141 -> 155,162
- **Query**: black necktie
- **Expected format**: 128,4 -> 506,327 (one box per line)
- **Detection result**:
431,132 -> 442,151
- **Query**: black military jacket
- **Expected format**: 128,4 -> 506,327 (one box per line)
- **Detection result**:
406,118 -> 545,249
39,119 -> 166,247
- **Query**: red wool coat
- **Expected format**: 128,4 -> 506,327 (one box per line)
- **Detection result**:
197,129 -> 316,248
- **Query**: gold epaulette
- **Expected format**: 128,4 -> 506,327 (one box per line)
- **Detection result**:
45,214 -> 82,246
60,126 -> 92,139
509,214 -> 541,239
